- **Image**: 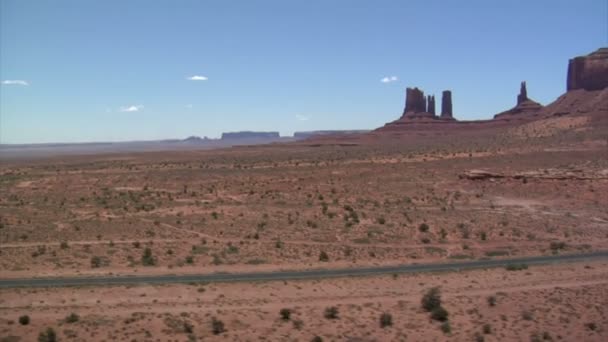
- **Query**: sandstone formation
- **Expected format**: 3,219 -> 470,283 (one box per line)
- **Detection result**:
427,95 -> 436,115
494,81 -> 543,119
517,82 -> 528,105
402,87 -> 427,115
567,48 -> 608,91
440,90 -> 453,119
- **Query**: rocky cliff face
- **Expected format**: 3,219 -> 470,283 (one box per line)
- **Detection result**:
567,48 -> 608,91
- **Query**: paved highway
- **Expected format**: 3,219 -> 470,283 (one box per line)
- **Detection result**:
1,251 -> 606,288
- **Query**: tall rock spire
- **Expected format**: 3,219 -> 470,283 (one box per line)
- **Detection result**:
440,90 -> 453,118
517,81 -> 528,105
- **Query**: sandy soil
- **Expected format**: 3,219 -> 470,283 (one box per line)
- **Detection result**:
1,261 -> 606,341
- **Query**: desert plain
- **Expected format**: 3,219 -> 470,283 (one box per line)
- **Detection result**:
1,107 -> 608,341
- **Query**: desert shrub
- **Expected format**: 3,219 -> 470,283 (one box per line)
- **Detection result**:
431,306 -> 449,322
324,306 -> 339,319
483,323 -> 492,334
141,247 -> 155,266
60,241 -> 69,249
377,217 -> 386,225
550,241 -> 566,251
183,321 -> 193,333
379,312 -> 392,328
421,287 -> 442,312
185,256 -> 194,264
522,310 -> 533,320
487,295 -> 497,307
90,256 -> 102,268
419,223 -> 430,232
586,322 -> 597,331
474,332 -> 485,342
37,328 -> 57,342
440,321 -> 451,334
280,308 -> 292,321
311,336 -> 323,342
505,264 -> 528,271
18,315 -> 30,325
65,313 -> 79,323
319,251 -> 329,262
421,237 -> 431,244
211,317 -> 225,335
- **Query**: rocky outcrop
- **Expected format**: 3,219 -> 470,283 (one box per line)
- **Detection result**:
460,168 -> 608,181
567,48 -> 608,91
402,87 -> 427,115
427,95 -> 436,115
440,91 -> 453,118
494,81 -> 543,119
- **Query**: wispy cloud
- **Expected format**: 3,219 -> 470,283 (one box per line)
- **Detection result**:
185,104 -> 193,108
295,114 -> 309,121
2,80 -> 29,86
380,76 -> 398,83
120,105 -> 143,112
187,75 -> 208,81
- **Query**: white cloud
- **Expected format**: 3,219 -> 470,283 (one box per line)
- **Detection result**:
380,76 -> 398,83
120,105 -> 143,112
295,114 -> 309,121
2,80 -> 29,86
185,104 -> 193,108
187,75 -> 208,81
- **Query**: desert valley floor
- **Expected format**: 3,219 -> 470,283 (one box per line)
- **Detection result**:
1,111 -> 608,341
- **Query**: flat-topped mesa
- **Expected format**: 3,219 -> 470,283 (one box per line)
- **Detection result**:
427,95 -> 436,115
567,48 -> 608,91
402,87 -> 427,116
440,90 -> 453,119
494,81 -> 543,119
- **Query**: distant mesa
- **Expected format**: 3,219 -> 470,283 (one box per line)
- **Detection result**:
221,131 -> 280,140
567,48 -> 608,91
493,81 -> 543,119
293,130 -> 371,139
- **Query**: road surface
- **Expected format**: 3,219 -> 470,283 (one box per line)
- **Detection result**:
1,251 -> 606,288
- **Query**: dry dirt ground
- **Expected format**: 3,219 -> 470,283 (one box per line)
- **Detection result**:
1,111 -> 607,340
1,261 -> 607,341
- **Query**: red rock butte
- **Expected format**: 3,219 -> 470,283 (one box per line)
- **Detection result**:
377,47 -> 608,133
567,48 -> 608,91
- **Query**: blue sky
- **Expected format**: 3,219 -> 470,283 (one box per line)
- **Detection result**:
1,0 -> 606,144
